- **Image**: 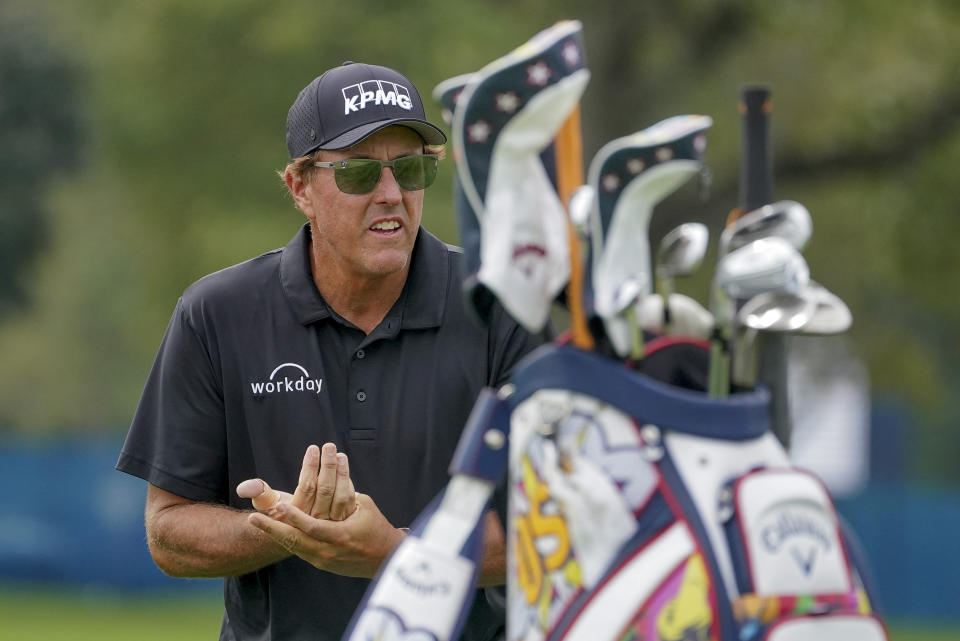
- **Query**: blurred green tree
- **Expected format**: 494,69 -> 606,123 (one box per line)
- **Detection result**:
0,5 -> 83,315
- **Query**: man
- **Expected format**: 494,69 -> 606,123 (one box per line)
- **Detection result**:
117,61 -> 545,641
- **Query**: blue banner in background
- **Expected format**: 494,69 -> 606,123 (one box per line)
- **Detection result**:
1,436 -> 958,619
1,436 -> 217,593
836,485 -> 960,621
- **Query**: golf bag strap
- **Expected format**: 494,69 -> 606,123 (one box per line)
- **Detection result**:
838,513 -> 884,616
448,387 -> 511,482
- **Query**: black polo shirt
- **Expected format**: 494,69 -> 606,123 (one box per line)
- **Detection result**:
117,223 -> 545,641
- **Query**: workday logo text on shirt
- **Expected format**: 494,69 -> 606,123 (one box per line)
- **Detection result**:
250,363 -> 323,395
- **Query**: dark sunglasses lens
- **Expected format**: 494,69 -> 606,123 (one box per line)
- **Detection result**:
393,155 -> 438,191
334,160 -> 382,194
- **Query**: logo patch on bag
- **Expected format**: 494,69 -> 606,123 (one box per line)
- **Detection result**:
733,470 -> 852,595
758,509 -> 832,576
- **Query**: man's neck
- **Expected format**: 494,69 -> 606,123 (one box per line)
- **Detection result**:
309,244 -> 410,336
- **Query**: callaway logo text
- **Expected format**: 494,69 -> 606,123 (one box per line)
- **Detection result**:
250,362 -> 322,396
342,80 -> 412,115
760,511 -> 831,553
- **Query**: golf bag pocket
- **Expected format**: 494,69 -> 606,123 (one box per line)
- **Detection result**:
761,613 -> 888,641
552,523 -> 718,641
721,467 -> 852,598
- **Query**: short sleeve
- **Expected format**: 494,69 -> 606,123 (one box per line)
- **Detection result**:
116,297 -> 228,503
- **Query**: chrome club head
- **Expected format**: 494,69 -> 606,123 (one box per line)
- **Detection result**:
656,222 -> 709,284
709,237 -> 810,397
720,200 -> 813,258
567,184 -> 596,239
613,277 -> 646,315
716,237 -> 810,301
656,222 -> 709,332
739,280 -> 850,335
730,278 -> 850,391
797,280 -> 853,335
737,291 -> 817,332
731,290 -> 818,389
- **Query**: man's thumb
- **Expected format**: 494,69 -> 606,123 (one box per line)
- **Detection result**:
237,478 -> 282,512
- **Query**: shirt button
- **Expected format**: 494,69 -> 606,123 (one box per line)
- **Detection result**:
356,349 -> 366,359
356,390 -> 367,402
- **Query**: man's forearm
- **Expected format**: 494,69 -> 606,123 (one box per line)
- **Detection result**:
476,510 -> 507,587
146,487 -> 289,578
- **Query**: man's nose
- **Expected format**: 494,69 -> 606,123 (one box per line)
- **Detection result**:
372,167 -> 403,203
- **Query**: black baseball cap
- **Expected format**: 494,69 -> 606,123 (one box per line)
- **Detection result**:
285,61 -> 447,158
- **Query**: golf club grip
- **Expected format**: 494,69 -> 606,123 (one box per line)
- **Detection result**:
738,85 -> 792,448
554,105 -> 594,349
739,85 -> 772,212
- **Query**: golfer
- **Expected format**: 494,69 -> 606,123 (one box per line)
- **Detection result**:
117,61 -> 545,641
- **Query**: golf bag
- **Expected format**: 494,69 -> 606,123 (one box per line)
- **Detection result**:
341,19 -> 886,641
504,341 -> 887,641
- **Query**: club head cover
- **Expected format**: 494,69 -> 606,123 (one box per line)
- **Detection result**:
453,20 -> 590,332
433,73 -> 498,326
434,73 -> 482,279
434,72 -> 562,328
638,293 -> 715,340
587,115 -> 713,357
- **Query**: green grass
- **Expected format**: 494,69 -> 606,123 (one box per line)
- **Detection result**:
0,586 -> 958,640
0,586 -> 223,641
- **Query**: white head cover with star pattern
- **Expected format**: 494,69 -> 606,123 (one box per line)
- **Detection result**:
586,115 -> 713,357
452,21 -> 590,332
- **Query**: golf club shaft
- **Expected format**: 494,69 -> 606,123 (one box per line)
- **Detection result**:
625,305 -> 644,362
555,105 -> 594,350
731,325 -> 759,388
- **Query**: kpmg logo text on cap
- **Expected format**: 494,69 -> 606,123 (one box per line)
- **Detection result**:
342,80 -> 413,115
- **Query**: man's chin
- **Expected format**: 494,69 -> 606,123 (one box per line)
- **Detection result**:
361,252 -> 410,279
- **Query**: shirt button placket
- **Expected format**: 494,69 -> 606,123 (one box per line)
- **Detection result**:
350,344 -> 375,440
354,349 -> 368,402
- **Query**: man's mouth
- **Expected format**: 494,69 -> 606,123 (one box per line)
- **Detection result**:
370,220 -> 401,233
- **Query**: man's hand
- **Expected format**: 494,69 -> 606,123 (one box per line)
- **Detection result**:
236,442 -> 397,578
236,443 -> 358,521
247,492 -> 405,578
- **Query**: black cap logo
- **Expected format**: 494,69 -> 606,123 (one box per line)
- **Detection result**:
342,80 -> 413,115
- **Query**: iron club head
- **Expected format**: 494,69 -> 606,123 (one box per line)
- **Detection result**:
656,222 -> 709,283
720,200 -> 813,258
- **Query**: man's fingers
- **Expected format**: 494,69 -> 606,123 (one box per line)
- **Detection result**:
236,478 -> 284,516
329,452 -> 358,521
249,512 -> 311,555
310,442 -> 340,518
290,444 -> 321,511
250,502 -> 339,548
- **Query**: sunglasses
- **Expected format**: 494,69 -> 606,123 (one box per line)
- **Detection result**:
313,154 -> 439,195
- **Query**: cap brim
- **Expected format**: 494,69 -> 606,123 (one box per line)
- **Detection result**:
318,118 -> 447,150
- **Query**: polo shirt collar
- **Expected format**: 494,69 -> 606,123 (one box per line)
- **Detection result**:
279,223 -> 449,330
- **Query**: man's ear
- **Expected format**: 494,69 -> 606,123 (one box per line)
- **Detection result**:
284,168 -> 311,212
